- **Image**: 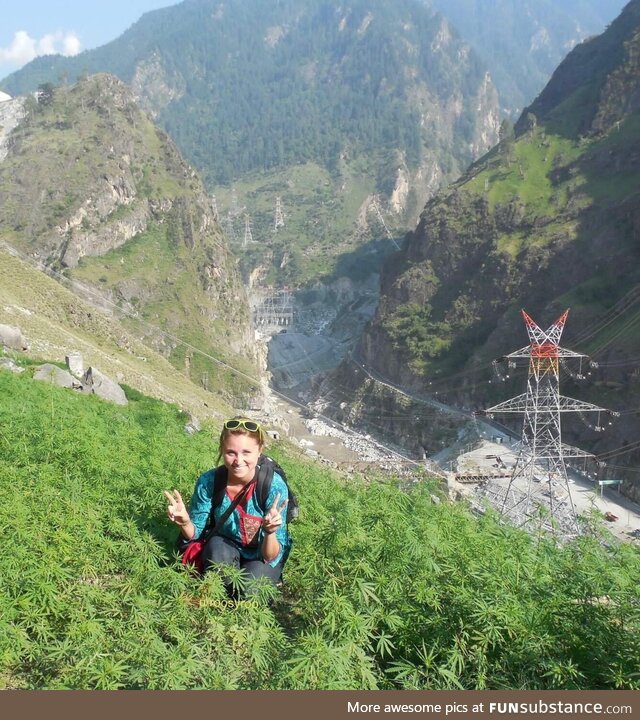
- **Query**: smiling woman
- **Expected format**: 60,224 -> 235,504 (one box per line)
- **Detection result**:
164,416 -> 292,597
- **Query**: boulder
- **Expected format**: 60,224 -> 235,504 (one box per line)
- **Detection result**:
0,324 -> 28,351
65,351 -> 84,378
83,367 -> 128,405
0,358 -> 24,374
33,363 -> 78,388
184,412 -> 201,435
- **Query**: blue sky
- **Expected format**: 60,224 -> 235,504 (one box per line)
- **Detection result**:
0,1 -> 178,81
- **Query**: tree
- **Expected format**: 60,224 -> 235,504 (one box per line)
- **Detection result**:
37,82 -> 55,106
499,118 -> 515,153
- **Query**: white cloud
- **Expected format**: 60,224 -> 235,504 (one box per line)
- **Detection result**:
38,33 -> 59,56
62,34 -> 81,57
0,30 -> 37,65
0,30 -> 81,67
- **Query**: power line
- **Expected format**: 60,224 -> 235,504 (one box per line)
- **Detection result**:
0,245 -> 434,474
597,438 -> 640,460
566,284 -> 640,346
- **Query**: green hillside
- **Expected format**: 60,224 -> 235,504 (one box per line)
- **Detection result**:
0,0 -> 500,283
0,75 -> 256,400
0,247 -> 245,419
1,367 -> 638,689
344,0 -> 640,474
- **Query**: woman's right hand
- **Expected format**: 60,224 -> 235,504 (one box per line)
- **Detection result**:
164,489 -> 190,527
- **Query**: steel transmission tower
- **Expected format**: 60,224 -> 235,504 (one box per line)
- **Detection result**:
230,187 -> 240,217
223,212 -> 236,242
243,214 -> 253,248
274,196 -> 285,231
478,309 -> 616,537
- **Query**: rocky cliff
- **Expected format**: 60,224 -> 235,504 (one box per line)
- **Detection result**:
0,0 -> 501,285
429,0 -> 627,114
326,0 -> 640,487
0,75 -> 257,401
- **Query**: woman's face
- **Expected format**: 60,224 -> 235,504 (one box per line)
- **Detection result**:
222,433 -> 262,484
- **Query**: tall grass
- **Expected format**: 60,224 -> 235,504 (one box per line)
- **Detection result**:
1,367 -> 638,689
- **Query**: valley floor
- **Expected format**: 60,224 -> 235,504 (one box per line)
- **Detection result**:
263,320 -> 640,544
452,439 -> 640,544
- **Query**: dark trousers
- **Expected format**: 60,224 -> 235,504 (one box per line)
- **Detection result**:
202,535 -> 283,597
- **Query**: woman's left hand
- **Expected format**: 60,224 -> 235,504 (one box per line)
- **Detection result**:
262,492 -> 288,535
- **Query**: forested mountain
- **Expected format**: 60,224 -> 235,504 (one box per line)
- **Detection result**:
0,74 -> 257,402
428,0 -> 628,113
1,0 -> 498,186
327,0 -> 640,494
1,0 -> 502,282
1,1 -> 626,286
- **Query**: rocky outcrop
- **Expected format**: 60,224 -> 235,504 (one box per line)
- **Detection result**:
0,96 -> 26,162
0,74 -> 258,399
130,51 -> 186,117
59,198 -> 152,268
33,363 -> 79,389
0,358 -> 24,374
31,357 -> 128,405
83,366 -> 128,405
0,323 -> 28,351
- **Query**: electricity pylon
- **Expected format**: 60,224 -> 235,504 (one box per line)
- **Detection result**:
223,212 -> 236,242
478,309 -> 617,536
244,214 -> 253,247
230,187 -> 240,217
274,196 -> 285,231
369,197 -> 400,250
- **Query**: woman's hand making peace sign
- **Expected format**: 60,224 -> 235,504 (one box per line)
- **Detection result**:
262,492 -> 288,535
164,489 -> 190,528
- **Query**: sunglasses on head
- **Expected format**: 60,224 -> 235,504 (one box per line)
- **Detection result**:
224,419 -> 261,432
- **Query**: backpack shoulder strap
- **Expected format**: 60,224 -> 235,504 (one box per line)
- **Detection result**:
202,464 -> 260,541
256,455 -> 275,512
212,465 -> 228,509
199,466 -> 228,540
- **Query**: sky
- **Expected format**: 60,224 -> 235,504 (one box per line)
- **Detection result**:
0,1 -> 179,81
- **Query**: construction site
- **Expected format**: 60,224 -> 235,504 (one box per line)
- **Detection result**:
216,189 -> 640,543
261,302 -> 640,544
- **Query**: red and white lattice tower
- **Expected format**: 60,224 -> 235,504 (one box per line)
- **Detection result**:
480,309 -> 615,536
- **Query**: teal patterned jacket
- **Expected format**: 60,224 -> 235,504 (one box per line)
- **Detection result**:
188,466 -> 291,567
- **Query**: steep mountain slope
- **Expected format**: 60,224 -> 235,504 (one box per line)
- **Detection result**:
1,0 -> 497,182
0,247 -> 238,420
0,74 -> 257,403
0,0 -> 500,283
428,0 -> 627,114
329,0 -> 640,490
